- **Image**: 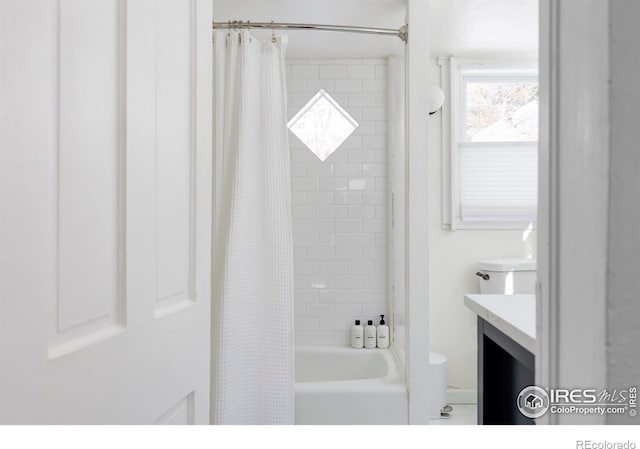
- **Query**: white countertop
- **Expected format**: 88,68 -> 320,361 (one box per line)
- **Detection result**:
464,294 -> 536,353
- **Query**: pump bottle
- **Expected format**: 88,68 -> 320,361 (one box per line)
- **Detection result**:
376,314 -> 389,349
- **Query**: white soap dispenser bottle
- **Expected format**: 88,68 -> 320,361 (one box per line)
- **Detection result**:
351,320 -> 364,349
376,314 -> 389,349
364,320 -> 377,349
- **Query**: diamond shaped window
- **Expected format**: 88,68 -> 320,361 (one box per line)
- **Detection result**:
287,89 -> 358,162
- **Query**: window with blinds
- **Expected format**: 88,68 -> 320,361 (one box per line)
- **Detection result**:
459,142 -> 537,221
454,68 -> 538,225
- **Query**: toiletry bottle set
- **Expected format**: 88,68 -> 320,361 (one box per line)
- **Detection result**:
351,315 -> 389,349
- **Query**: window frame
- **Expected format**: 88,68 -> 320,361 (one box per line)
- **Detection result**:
439,57 -> 539,230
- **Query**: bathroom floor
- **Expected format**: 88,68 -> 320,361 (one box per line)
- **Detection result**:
429,404 -> 477,425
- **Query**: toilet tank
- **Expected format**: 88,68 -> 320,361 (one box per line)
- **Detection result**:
476,258 -> 536,294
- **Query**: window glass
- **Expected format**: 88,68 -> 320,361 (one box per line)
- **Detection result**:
463,77 -> 538,142
287,89 -> 358,162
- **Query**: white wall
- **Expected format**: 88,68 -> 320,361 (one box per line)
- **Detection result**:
427,59 -> 533,392
287,58 -> 389,346
405,0 -> 431,423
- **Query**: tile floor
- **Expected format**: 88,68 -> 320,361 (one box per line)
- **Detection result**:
429,404 -> 477,425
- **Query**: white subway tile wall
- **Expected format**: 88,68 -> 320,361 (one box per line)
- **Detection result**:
287,58 -> 388,347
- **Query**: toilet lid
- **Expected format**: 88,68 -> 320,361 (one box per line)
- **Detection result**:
477,258 -> 536,272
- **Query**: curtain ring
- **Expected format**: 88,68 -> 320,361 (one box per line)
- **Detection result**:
271,20 -> 277,43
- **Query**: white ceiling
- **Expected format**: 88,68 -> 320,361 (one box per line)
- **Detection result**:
213,0 -> 407,58
429,0 -> 538,59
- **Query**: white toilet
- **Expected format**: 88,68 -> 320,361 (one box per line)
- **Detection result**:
475,258 -> 536,294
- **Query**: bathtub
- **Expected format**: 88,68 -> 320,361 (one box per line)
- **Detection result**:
294,346 -> 408,425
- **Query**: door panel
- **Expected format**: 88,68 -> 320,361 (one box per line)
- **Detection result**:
154,392 -> 195,425
52,0 -> 125,357
155,0 -> 196,317
0,0 -> 212,424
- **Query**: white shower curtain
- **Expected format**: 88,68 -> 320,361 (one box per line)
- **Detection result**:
212,30 -> 294,425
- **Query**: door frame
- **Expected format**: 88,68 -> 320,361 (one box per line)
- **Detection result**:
536,0 -> 609,425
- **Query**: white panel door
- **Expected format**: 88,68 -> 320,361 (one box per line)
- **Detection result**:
0,0 -> 213,424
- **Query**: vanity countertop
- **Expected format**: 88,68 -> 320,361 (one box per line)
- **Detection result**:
464,294 -> 536,353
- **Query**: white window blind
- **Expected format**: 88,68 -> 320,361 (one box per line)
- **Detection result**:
459,142 -> 538,222
447,62 -> 538,227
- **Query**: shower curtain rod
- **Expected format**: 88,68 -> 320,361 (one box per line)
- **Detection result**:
212,20 -> 408,43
